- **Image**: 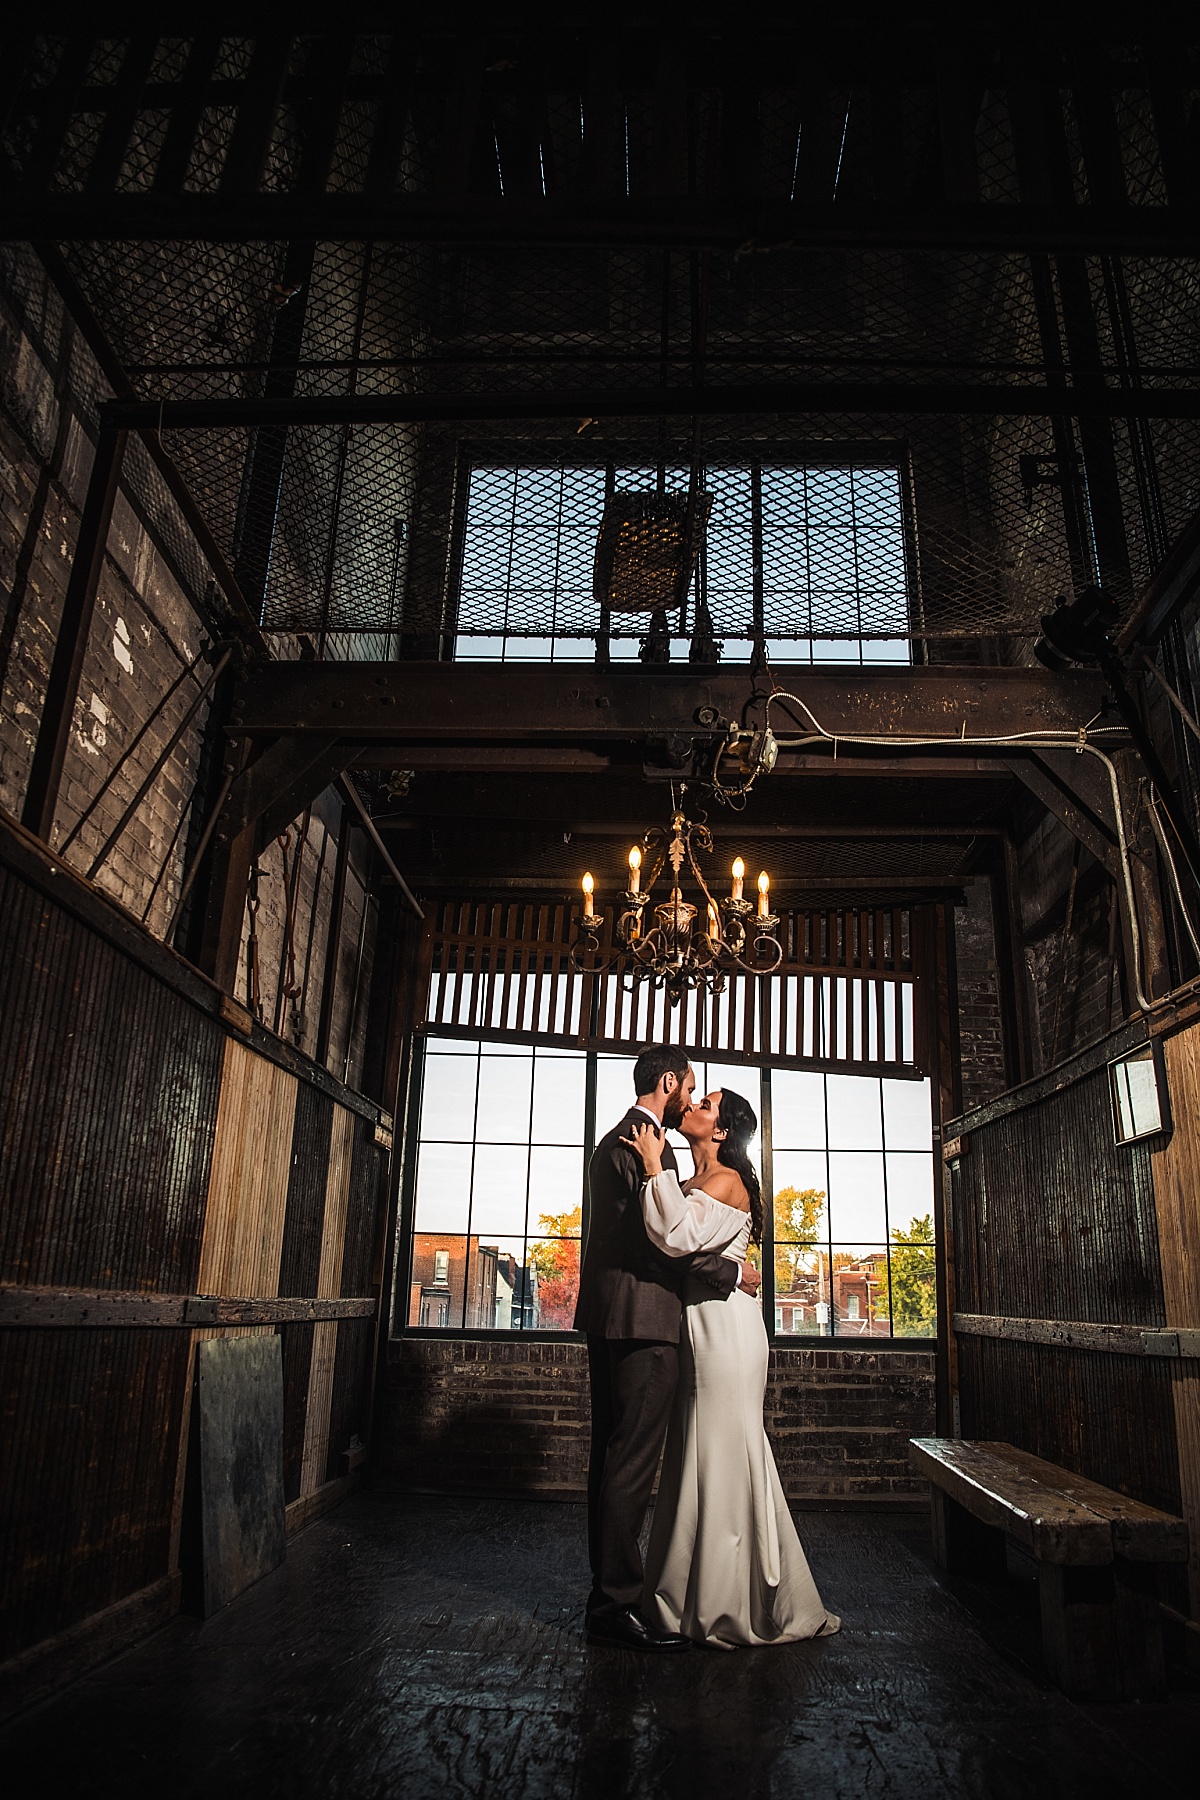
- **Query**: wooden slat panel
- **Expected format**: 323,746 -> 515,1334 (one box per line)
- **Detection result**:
297,1102 -> 357,1499
318,1106 -> 357,1299
299,1319 -> 338,1497
421,899 -> 920,1070
197,1038 -> 297,1299
1150,1021 -> 1200,1616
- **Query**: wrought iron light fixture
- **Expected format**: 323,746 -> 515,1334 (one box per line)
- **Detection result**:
571,800 -> 782,1004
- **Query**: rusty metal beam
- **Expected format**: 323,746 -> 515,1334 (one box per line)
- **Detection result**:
233,662 -> 1112,744
335,774 -> 424,920
220,733 -> 351,841
7,195 -> 1200,255
100,383 -> 1200,430
1003,752 -> 1120,879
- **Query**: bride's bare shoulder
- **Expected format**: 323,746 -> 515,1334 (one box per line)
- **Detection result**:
699,1167 -> 751,1213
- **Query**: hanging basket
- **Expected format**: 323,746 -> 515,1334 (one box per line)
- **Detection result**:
593,490 -> 712,612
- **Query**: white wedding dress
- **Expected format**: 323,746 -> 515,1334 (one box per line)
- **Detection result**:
640,1172 -> 841,1649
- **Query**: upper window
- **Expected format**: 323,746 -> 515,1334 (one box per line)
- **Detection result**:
452,461 -> 913,664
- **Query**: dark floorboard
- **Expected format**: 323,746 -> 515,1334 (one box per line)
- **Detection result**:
3,1488 -> 1196,1800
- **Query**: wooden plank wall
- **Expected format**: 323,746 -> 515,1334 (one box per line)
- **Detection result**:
0,828 -> 388,1707
948,1017 -> 1198,1621
1149,1020 -> 1200,1618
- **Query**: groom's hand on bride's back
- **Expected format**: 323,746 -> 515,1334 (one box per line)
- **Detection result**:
738,1261 -> 761,1297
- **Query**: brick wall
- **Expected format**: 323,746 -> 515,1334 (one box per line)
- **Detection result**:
955,876 -> 1008,1111
0,242 -> 376,1080
382,1338 -> 935,1504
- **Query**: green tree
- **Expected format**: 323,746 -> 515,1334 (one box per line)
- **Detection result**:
888,1214 -> 936,1337
529,1204 -> 583,1329
772,1186 -> 826,1293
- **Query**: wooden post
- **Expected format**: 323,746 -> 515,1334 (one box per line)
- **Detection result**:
22,424 -> 127,841
929,1486 -> 1006,1580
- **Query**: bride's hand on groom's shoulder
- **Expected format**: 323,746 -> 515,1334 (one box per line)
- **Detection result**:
619,1120 -> 664,1176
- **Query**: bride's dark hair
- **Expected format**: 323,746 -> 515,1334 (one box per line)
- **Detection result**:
714,1089 -> 762,1244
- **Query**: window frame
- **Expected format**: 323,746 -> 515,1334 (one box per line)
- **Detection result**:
441,443 -> 924,665
394,1028 -> 938,1348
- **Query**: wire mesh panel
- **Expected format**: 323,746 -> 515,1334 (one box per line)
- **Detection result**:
5,30 -> 1199,660
450,458 -> 914,660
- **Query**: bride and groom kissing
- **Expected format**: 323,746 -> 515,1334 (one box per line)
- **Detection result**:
573,1044 -> 840,1652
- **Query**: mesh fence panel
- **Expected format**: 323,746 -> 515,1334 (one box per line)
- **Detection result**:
26,231 -> 1200,653
4,31 -> 1199,655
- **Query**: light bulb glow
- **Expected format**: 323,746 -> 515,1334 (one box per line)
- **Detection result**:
731,857 -> 745,901
757,871 -> 771,917
628,845 -> 642,893
582,871 -> 595,907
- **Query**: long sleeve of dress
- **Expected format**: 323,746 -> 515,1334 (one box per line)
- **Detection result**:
640,1171 -> 746,1259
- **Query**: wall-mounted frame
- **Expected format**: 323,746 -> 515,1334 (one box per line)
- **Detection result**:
1108,1039 -> 1171,1145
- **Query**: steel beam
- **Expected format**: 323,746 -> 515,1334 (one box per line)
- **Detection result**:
99,383 -> 1200,431
232,662 -> 1112,744
5,196 -> 1200,255
1003,753 -> 1120,879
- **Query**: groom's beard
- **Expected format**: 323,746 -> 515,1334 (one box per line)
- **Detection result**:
661,1093 -> 689,1131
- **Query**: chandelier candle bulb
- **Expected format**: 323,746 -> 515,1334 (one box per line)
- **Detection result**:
628,845 -> 642,894
758,872 -> 771,918
731,857 -> 745,901
581,871 -> 596,919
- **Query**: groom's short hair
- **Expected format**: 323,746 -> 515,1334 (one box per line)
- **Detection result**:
633,1044 -> 690,1094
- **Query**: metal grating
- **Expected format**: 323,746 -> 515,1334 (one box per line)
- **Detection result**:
4,33 -> 1200,655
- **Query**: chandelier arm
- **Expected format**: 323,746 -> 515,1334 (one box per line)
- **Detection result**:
730,936 -> 785,977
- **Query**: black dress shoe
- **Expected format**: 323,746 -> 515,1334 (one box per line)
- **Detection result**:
585,1606 -> 691,1651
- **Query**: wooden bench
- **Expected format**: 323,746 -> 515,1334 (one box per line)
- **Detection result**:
910,1437 -> 1189,1701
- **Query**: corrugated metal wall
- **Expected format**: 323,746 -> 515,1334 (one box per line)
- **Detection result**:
954,1062 -> 1166,1332
0,830 -> 388,1674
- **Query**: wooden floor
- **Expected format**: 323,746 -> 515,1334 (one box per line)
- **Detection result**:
4,1488 -> 1197,1799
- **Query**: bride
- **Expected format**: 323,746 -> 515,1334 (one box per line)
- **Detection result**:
622,1089 -> 840,1650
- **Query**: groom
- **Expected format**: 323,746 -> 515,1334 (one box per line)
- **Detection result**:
573,1043 -> 762,1650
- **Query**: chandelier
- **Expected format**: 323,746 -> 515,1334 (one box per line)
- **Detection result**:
570,801 -> 782,1004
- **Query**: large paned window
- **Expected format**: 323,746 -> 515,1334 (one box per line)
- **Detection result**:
770,1071 -> 935,1339
404,1038 -> 935,1339
452,461 -> 913,663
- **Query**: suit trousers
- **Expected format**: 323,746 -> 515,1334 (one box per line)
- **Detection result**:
585,1334 -> 679,1614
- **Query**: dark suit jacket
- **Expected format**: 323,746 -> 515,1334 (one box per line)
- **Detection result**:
573,1107 -> 740,1340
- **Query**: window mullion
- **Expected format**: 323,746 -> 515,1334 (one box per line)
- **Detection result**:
761,1066 -> 776,1343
